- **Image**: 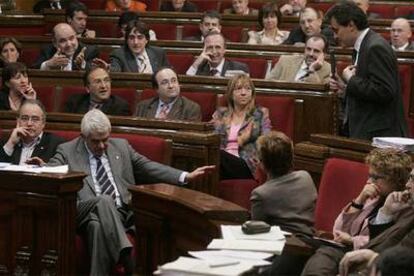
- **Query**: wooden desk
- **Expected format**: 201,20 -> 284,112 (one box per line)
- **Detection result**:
128,183 -> 312,275
0,171 -> 84,275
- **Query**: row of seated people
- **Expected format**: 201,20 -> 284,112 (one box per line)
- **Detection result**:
32,0 -> 414,19
2,97 -> 414,275
27,1 -> 414,46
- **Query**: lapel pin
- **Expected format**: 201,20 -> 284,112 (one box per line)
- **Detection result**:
116,155 -> 120,160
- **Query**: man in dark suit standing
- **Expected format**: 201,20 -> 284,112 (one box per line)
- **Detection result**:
33,23 -> 99,70
136,67 -> 201,121
64,67 -> 130,116
110,20 -> 169,73
327,2 -> 407,140
186,32 -> 249,77
0,99 -> 65,164
47,109 -> 214,275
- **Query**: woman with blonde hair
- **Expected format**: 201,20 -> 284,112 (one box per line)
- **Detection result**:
211,74 -> 271,179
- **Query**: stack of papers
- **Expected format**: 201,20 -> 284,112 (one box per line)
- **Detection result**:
155,224 -> 286,275
155,256 -> 254,276
372,137 -> 414,152
0,164 -> 69,174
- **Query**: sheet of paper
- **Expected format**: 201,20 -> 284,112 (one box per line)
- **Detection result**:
158,256 -> 254,276
207,239 -> 285,254
0,164 -> 68,174
188,250 -> 271,267
221,225 -> 285,241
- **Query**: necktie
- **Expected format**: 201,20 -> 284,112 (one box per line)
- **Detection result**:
298,67 -> 310,81
137,56 -> 146,73
95,156 -> 115,199
157,104 -> 169,119
210,68 -> 218,76
352,49 -> 358,64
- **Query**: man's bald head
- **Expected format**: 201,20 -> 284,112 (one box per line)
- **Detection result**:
52,23 -> 79,57
391,18 -> 412,49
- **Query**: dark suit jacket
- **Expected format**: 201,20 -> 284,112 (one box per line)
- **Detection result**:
135,96 -> 201,121
110,45 -> 169,73
346,30 -> 408,140
0,132 -> 65,164
160,1 -> 198,12
32,0 -> 69,13
0,90 -> 11,111
32,42 -> 99,70
195,59 -> 250,76
64,94 -> 131,116
283,26 -> 336,46
48,137 -> 183,204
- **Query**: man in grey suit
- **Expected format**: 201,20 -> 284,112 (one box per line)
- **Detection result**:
186,32 -> 249,77
136,67 -> 201,121
328,2 -> 407,140
110,20 -> 169,73
266,34 -> 331,84
47,109 -> 214,275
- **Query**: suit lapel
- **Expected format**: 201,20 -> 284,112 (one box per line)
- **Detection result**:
75,138 -> 96,194
167,97 -> 183,119
31,134 -> 48,158
146,47 -> 157,72
221,60 -> 229,76
126,47 -> 139,72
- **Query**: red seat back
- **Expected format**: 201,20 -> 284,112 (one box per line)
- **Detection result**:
82,0 -> 107,9
111,87 -> 138,115
58,86 -> 85,112
148,23 -> 177,40
228,57 -> 267,79
395,6 -> 414,17
167,53 -> 195,74
190,0 -> 220,12
49,130 -> 80,141
369,5 -> 395,19
36,86 -> 56,112
21,48 -> 42,68
315,158 -> 368,232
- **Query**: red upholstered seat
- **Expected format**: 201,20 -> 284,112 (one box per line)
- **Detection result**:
81,0 -> 106,9
49,130 -> 80,141
167,53 -> 195,74
221,26 -> 245,42
190,0 -> 220,12
87,21 -> 119,37
395,6 -> 414,17
36,86 -> 56,112
228,57 -> 267,79
111,87 -> 138,115
369,5 -> 395,19
0,26 -> 46,36
58,86 -> 84,112
20,48 -> 41,68
149,23 -> 178,40
315,158 -> 368,232
140,89 -> 217,122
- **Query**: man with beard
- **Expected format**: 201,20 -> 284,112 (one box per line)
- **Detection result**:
266,34 -> 331,83
0,99 -> 65,164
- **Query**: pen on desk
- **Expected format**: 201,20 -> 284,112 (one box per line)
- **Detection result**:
208,260 -> 240,267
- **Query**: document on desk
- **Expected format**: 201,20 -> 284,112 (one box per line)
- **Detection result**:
221,225 -> 285,241
157,256 -> 254,276
207,239 -> 285,254
189,250 -> 272,267
0,164 -> 69,174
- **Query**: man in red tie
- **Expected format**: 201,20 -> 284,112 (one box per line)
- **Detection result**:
136,67 -> 201,121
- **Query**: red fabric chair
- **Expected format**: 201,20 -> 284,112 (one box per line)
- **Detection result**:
315,158 -> 368,232
190,0 -> 220,12
369,4 -> 395,19
58,86 -> 84,112
36,86 -> 56,112
148,23 -> 178,40
20,48 -> 42,68
228,57 -> 267,79
81,0 -> 107,9
111,87 -> 138,115
140,89 -> 217,122
167,53 -> 195,74
0,26 -> 46,36
395,6 -> 414,17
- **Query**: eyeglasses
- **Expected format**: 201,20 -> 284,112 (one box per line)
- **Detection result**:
368,173 -> 386,182
19,115 -> 43,123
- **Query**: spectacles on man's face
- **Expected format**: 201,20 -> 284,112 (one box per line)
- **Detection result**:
368,173 -> 386,182
19,115 -> 43,123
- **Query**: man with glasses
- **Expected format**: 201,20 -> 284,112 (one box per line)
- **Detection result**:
0,99 -> 65,164
136,67 -> 201,121
64,67 -> 130,116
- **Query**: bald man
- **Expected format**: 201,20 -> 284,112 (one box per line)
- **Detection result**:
390,18 -> 414,51
33,23 -> 99,70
